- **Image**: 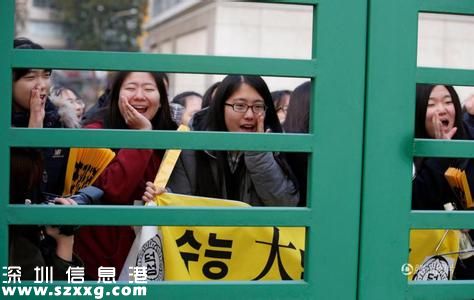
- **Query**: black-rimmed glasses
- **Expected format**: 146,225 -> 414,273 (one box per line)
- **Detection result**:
225,103 -> 267,113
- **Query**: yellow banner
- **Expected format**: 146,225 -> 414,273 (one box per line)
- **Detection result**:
408,229 -> 459,280
154,125 -> 189,187
156,193 -> 305,281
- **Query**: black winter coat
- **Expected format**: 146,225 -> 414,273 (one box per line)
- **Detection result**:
411,117 -> 474,279
11,99 -> 69,196
9,227 -> 82,280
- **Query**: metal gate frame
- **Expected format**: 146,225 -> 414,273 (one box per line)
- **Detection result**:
2,0 -> 366,298
359,0 -> 474,299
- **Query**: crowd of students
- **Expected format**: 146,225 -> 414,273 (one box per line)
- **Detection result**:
9,37 -> 474,281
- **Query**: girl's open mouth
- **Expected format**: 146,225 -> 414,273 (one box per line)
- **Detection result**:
132,106 -> 147,113
240,124 -> 255,132
440,119 -> 449,127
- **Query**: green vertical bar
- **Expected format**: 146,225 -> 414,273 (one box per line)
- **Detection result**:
311,5 -> 318,60
0,0 -> 14,270
308,0 -> 367,298
0,0 -> 371,298
358,0 -> 418,298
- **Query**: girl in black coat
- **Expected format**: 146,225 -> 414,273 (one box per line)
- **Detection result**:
9,148 -> 82,280
412,84 -> 474,279
144,75 -> 299,207
412,84 -> 471,210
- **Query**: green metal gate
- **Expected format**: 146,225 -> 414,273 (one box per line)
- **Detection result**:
360,0 -> 474,299
1,0 -> 473,299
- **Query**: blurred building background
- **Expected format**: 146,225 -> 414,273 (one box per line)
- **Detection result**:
13,0 -> 474,103
143,0 -> 312,96
418,13 -> 474,101
15,0 -> 65,48
15,0 -> 143,108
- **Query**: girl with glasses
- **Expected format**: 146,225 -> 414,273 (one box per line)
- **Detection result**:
49,86 -> 85,128
144,75 -> 299,207
271,89 -> 291,124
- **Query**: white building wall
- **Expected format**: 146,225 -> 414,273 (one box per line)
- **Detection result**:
418,13 -> 474,102
16,0 -> 65,49
146,3 -> 474,99
212,2 -> 312,92
145,1 -> 216,96
173,29 -> 208,96
214,2 -> 311,59
145,1 -> 313,94
157,40 -> 173,54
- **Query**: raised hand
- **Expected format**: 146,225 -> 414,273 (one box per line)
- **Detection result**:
256,112 -> 272,133
119,96 -> 153,130
256,112 -> 265,133
432,113 -> 457,140
464,95 -> 474,115
142,181 -> 166,202
28,87 -> 46,128
44,197 -> 77,262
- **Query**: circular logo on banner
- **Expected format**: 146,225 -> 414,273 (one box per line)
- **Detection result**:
413,255 -> 451,281
136,234 -> 164,281
401,263 -> 414,276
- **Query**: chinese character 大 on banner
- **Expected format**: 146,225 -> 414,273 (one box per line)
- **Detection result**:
157,193 -> 305,281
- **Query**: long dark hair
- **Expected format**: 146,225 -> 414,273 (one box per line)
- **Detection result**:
105,71 -> 176,131
172,91 -> 202,107
206,75 -> 282,133
283,81 -> 311,133
10,148 -> 43,204
196,75 -> 294,200
271,90 -> 291,109
202,81 -> 220,108
282,81 -> 311,206
9,148 -> 45,249
414,84 -> 466,172
13,37 -> 51,81
415,84 -> 465,140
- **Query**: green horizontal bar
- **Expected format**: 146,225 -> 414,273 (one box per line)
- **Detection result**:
12,50 -> 317,78
418,0 -> 474,15
409,280 -> 474,299
7,128 -> 312,152
1,281 -> 309,300
417,67 -> 474,86
6,205 -> 311,226
258,0 -> 317,4
410,211 -> 474,229
413,139 -> 474,158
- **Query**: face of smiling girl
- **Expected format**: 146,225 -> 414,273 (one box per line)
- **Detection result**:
13,69 -> 51,112
119,72 -> 160,121
224,83 -> 265,132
